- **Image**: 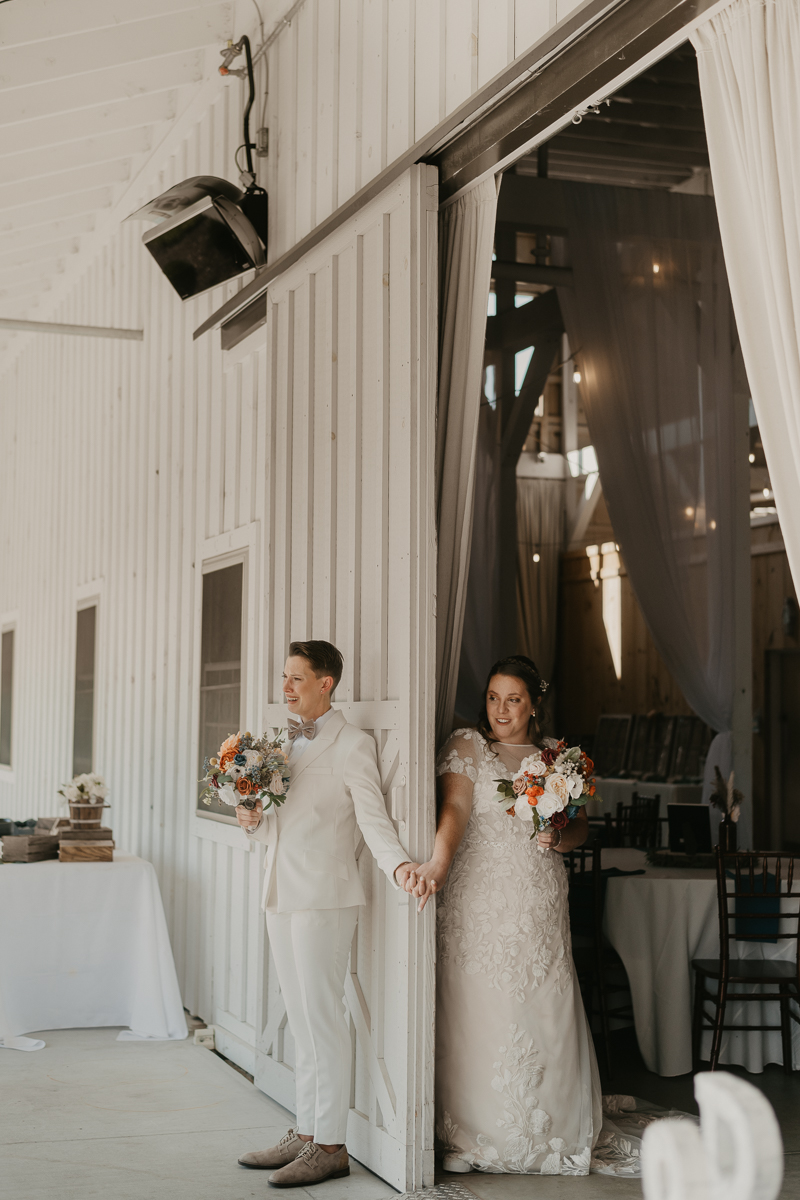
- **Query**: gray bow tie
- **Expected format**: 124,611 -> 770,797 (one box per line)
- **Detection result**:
287,718 -> 316,742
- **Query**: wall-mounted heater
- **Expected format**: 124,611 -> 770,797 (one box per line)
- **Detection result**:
127,176 -> 266,300
126,36 -> 267,302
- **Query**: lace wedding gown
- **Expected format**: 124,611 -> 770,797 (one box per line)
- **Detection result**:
436,729 -> 649,1177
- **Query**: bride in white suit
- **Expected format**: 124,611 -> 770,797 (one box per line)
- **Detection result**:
235,640 -> 418,1188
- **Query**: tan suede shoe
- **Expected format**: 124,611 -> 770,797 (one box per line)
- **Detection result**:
268,1141 -> 350,1187
238,1128 -> 305,1169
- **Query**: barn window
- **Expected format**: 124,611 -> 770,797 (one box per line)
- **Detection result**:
198,562 -> 244,818
73,606 -> 97,776
0,628 -> 14,768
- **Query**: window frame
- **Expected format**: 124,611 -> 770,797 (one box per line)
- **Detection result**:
0,611 -> 19,779
192,522 -> 260,839
71,585 -> 102,780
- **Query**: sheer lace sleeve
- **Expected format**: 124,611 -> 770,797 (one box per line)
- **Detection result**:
435,728 -> 484,785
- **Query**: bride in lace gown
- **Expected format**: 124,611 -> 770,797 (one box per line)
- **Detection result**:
408,655 -> 604,1175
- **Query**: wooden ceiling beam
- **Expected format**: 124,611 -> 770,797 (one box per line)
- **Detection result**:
614,79 -> 702,108
603,99 -> 706,130
549,135 -> 709,167
557,119 -> 707,152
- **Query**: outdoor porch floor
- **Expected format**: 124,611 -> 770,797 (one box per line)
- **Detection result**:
0,1027 -> 396,1200
3,1026 -> 800,1200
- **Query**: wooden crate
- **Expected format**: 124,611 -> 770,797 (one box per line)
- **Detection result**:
58,827 -> 113,842
58,840 -> 114,863
2,835 -> 59,862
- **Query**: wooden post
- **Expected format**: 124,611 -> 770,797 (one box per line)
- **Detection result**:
733,348 -> 753,847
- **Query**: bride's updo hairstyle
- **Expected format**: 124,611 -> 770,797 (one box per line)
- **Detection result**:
476,654 -> 548,747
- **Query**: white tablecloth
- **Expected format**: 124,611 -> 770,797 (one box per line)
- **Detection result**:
602,849 -> 799,1076
0,855 -> 187,1042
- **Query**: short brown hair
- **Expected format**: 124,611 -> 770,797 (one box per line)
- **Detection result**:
288,640 -> 344,690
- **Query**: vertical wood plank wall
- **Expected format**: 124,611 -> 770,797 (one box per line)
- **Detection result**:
258,0 -> 583,261
0,0 -> 588,1120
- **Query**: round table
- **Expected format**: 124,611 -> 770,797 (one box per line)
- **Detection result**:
602,848 -> 799,1076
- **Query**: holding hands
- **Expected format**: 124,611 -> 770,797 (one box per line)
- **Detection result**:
403,860 -> 448,911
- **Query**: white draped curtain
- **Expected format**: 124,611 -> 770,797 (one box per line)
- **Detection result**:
692,0 -> 800,589
436,177 -> 499,745
557,183 -> 738,782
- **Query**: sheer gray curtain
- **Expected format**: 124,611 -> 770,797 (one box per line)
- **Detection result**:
516,478 -> 565,687
692,0 -> 800,589
558,184 -> 737,780
455,403 -> 498,724
436,177 -> 498,746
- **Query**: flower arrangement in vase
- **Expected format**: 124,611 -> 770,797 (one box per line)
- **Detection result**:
58,773 -> 109,828
710,766 -> 742,852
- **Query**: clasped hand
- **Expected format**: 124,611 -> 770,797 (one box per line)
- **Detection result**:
399,860 -> 448,912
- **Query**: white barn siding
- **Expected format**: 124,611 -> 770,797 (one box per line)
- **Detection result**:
0,0 -> 596,1176
257,0 -> 569,258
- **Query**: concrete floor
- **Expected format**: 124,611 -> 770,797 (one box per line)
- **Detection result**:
0,1027 -> 395,1200
2,1026 -> 799,1200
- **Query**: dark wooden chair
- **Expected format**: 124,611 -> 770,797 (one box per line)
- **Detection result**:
692,849 -> 800,1073
607,793 -> 660,849
566,844 -> 634,1078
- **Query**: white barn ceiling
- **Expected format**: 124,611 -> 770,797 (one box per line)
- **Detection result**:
0,0 -> 247,317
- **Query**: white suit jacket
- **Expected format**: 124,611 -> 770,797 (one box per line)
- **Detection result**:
245,709 -> 409,912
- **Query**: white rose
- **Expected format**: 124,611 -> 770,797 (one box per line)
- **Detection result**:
521,755 -> 546,776
270,772 -> 285,795
536,791 -> 562,820
218,783 -> 239,807
568,775 -> 585,799
62,785 -> 80,803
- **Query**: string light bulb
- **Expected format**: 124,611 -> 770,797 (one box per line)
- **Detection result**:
532,553 -> 541,563
749,453 -> 755,463
685,506 -> 695,518
573,369 -> 581,384
653,263 -> 660,274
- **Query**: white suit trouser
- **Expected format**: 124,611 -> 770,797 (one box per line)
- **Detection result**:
265,906 -> 359,1144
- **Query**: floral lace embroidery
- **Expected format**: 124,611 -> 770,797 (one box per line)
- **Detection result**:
436,729 -> 571,1001
437,1025 -> 590,1175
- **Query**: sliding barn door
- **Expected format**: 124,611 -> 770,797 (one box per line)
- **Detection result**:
250,165 -> 438,1191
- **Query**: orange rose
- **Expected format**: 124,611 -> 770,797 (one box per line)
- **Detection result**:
219,750 -> 236,771
219,732 -> 241,759
236,777 -> 253,796
588,784 -> 596,796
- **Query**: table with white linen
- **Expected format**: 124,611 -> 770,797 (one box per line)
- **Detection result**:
602,848 -> 799,1076
0,855 -> 187,1046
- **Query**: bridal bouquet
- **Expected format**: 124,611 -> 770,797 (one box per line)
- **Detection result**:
495,742 -> 595,850
200,730 -> 290,812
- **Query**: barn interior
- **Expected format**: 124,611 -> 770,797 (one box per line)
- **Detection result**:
455,40 -> 799,854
